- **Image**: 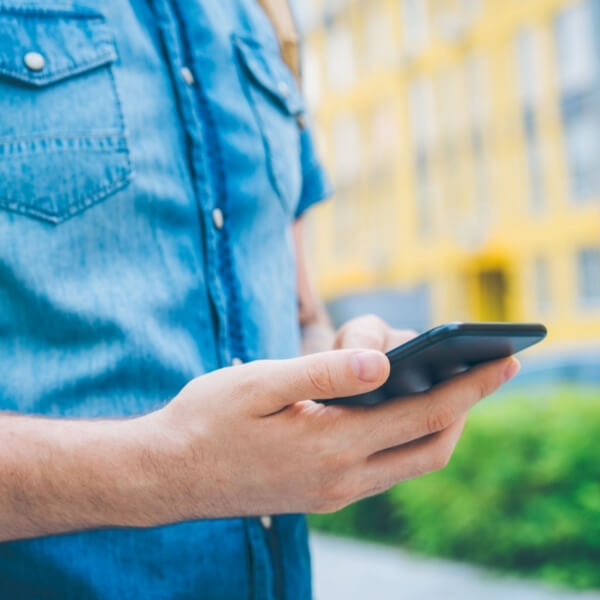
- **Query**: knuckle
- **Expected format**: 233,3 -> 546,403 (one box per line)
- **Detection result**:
474,363 -> 505,400
320,447 -> 356,475
309,485 -> 347,514
324,478 -> 357,507
359,315 -> 387,335
311,470 -> 360,513
310,434 -> 336,463
426,403 -> 457,434
312,497 -> 349,514
338,315 -> 387,349
484,366 -> 505,397
345,314 -> 383,328
426,436 -> 456,472
430,447 -> 453,472
434,448 -> 451,471
476,373 -> 494,399
362,314 -> 386,327
350,329 -> 384,350
409,458 -> 430,479
306,361 -> 336,396
334,325 -> 350,349
235,364 -> 262,399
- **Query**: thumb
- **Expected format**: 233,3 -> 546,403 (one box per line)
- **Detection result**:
253,349 -> 390,415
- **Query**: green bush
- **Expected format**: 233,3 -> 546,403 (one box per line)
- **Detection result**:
310,387 -> 600,589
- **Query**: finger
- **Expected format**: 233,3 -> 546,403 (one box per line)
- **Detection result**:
383,329 -> 419,352
344,356 -> 519,455
335,315 -> 389,351
357,414 -> 468,496
248,349 -> 391,416
335,316 -> 418,353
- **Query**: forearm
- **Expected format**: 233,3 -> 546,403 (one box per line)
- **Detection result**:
0,411 -> 172,542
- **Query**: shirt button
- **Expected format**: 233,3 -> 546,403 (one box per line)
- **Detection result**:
260,515 -> 272,530
212,208 -> 224,230
231,357 -> 244,366
24,52 -> 45,72
181,66 -> 195,86
277,81 -> 290,98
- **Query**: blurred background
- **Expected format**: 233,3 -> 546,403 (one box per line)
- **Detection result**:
294,0 -> 600,597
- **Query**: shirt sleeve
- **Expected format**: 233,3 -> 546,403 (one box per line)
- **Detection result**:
295,120 -> 334,219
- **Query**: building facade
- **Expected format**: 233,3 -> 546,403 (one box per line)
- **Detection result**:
301,0 -> 600,357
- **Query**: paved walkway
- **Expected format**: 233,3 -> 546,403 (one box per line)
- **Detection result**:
310,534 -> 600,600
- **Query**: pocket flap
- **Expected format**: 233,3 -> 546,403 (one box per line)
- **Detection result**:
0,5 -> 117,87
233,34 -> 304,116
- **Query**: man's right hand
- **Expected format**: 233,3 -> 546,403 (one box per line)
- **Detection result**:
143,350 -> 519,523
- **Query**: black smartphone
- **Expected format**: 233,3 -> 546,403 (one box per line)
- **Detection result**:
328,322 -> 547,407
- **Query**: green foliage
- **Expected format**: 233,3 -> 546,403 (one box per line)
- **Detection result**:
310,387 -> 600,589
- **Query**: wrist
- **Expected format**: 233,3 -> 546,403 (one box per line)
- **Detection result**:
112,408 -> 189,528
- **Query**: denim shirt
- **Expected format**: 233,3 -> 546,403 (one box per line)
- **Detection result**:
0,1 -> 331,598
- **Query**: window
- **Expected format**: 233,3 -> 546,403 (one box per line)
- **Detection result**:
402,0 -> 429,56
555,1 -> 600,201
533,256 -> 552,313
556,2 -> 596,93
409,77 -> 436,150
297,0 -> 321,34
326,24 -> 356,92
522,109 -> 546,212
434,0 -> 483,42
409,77 -> 436,234
516,28 -> 542,106
302,46 -> 322,109
577,248 -> 600,306
368,105 -> 400,268
466,54 -> 490,212
370,104 -> 399,174
332,114 -> 362,257
365,5 -> 396,68
332,114 -> 361,186
436,67 -> 465,223
325,0 -> 348,17
467,53 -> 490,127
516,28 -> 546,211
437,66 -> 466,140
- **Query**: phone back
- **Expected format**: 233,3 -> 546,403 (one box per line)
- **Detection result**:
330,323 -> 547,406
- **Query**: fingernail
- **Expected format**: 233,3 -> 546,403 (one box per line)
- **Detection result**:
504,358 -> 521,382
351,351 -> 386,383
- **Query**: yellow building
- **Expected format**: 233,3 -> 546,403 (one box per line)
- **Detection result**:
301,0 -> 600,357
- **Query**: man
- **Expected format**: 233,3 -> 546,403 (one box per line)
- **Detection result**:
0,1 -> 519,598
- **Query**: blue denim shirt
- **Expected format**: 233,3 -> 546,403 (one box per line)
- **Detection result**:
0,1 -> 331,598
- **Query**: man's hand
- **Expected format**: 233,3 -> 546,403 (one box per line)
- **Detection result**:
148,342 -> 519,520
334,314 -> 418,354
0,318 -> 519,541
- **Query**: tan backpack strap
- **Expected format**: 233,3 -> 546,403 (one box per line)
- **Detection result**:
257,0 -> 301,82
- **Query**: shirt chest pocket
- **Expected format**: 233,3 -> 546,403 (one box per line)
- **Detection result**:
0,6 -> 131,224
233,34 -> 304,217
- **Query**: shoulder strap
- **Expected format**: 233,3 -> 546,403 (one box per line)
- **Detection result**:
256,0 -> 301,82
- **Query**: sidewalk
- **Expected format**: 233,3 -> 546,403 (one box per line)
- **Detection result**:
310,533 -> 600,600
